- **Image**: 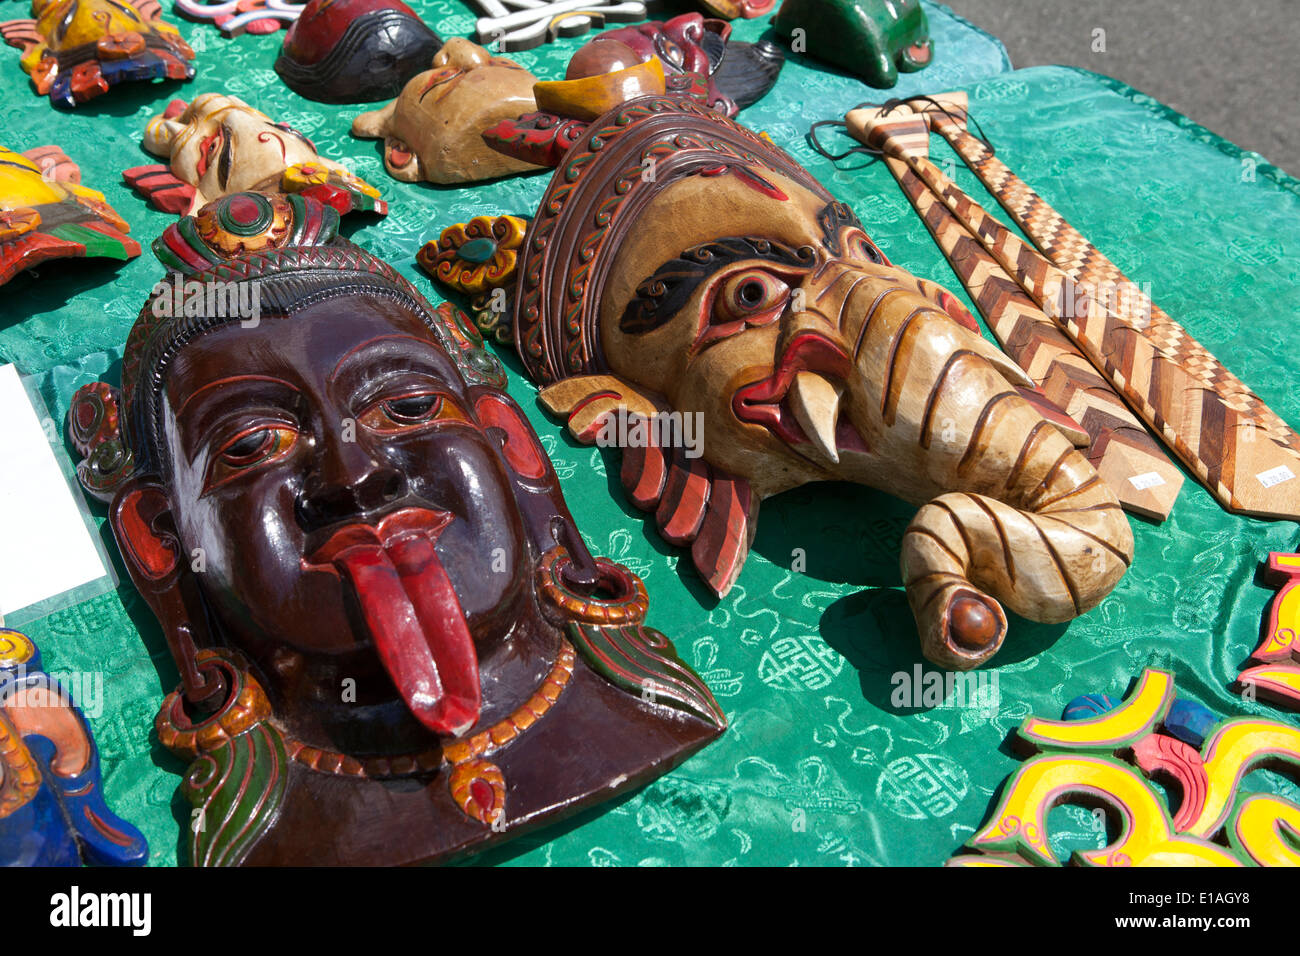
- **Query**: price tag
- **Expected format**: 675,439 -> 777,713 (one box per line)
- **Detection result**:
1257,466 -> 1296,489
1128,472 -> 1166,490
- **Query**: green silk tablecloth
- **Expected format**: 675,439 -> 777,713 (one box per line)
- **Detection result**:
4,1 -> 1299,866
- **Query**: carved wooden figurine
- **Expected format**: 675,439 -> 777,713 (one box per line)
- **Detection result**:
67,190 -> 724,866
772,0 -> 932,88
437,97 -> 1133,671
0,629 -> 148,866
1,0 -> 194,108
123,94 -> 387,217
352,38 -> 543,185
0,144 -> 140,287
550,13 -> 784,118
485,15 -> 783,171
275,0 -> 442,104
174,0 -> 306,38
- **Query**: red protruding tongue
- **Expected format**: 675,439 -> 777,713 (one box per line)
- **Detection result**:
310,512 -> 481,737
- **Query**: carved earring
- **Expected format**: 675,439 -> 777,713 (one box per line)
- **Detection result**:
110,482 -> 226,712
536,546 -> 649,626
68,384 -> 227,712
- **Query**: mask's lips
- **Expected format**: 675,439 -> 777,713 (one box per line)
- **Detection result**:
732,332 -> 867,456
302,507 -> 481,738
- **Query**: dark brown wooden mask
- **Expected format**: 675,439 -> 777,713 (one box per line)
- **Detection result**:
69,191 -> 723,865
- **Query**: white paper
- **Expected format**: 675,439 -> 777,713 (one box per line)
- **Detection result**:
1257,465 -> 1296,489
1128,472 -> 1167,490
0,365 -> 108,616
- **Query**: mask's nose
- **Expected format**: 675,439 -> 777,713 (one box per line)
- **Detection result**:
296,428 -> 408,533
434,37 -> 490,72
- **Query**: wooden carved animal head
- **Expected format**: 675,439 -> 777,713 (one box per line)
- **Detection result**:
499,97 -> 1132,670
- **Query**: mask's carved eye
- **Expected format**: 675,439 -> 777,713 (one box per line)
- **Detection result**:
419,67 -> 462,99
206,424 -> 297,492
845,230 -> 887,265
699,269 -> 791,350
272,121 -> 316,153
358,390 -> 469,434
716,270 -> 790,322
658,38 -> 685,67
196,127 -> 223,178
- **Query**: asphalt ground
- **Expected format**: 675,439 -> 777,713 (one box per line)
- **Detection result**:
941,0 -> 1300,176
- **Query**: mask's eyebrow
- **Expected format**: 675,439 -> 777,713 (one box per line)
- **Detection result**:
619,236 -> 817,335
328,333 -> 451,383
175,374 -> 297,420
816,201 -> 866,256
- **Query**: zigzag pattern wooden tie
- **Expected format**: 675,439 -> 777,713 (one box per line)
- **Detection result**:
880,148 -> 1184,520
847,103 -> 1300,521
916,94 -> 1300,452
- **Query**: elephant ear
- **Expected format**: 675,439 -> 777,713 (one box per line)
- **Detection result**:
539,375 -> 758,598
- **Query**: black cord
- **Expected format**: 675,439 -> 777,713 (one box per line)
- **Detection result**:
806,97 -> 997,165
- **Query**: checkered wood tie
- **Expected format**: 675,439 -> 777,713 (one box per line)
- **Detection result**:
848,99 -> 1300,521
880,149 -> 1184,520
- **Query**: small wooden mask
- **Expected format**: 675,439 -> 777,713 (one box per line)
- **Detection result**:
0,144 -> 139,287
0,629 -> 149,866
124,94 -> 387,217
351,38 -> 543,185
1,0 -> 194,108
275,0 -> 443,104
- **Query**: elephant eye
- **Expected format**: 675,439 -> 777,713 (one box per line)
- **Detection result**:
845,230 -> 887,265
698,269 -> 791,350
715,270 -> 790,322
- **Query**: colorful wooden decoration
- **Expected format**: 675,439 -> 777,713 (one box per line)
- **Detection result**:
429,96 -> 1134,671
1,0 -> 194,108
857,110 -> 1185,521
698,0 -> 775,19
0,144 -> 140,287
772,0 -> 931,88
67,190 -> 724,866
352,38 -> 542,185
124,95 -> 386,217
951,669 -> 1300,867
853,93 -> 1300,523
558,14 -> 783,118
1236,552 -> 1300,711
174,0 -> 307,37
417,215 -> 527,297
483,16 -> 782,172
468,0 -> 648,53
0,628 -> 148,866
274,0 -> 442,104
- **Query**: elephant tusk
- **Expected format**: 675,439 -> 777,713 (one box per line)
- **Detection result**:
789,370 -> 843,465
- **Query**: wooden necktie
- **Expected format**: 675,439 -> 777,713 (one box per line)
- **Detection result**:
847,97 -> 1300,522
869,129 -> 1183,520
